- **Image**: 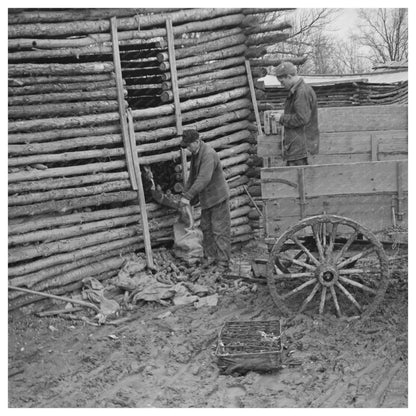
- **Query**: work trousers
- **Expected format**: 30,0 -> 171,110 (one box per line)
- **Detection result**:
200,198 -> 231,263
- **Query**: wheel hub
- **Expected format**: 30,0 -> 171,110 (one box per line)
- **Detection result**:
316,264 -> 339,287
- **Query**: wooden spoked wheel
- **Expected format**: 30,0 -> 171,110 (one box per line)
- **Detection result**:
267,215 -> 389,319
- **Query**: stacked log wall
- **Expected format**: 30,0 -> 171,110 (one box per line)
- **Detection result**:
8,7 -> 295,310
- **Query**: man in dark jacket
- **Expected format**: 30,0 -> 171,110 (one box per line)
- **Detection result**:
275,61 -> 319,166
180,129 -> 231,269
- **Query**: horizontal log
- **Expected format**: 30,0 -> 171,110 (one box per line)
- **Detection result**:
9,147 -> 125,167
9,14 -> 245,49
246,32 -> 290,46
8,73 -> 115,87
158,33 -> 246,62
9,124 -> 121,144
8,112 -> 121,134
245,46 -> 267,59
171,65 -> 247,89
9,134 -> 123,156
8,204 -> 162,236
8,160 -> 126,183
8,100 -> 122,119
9,207 -> 176,247
249,56 -> 307,66
243,8 -> 295,15
7,235 -> 145,278
8,8 -> 182,24
8,79 -> 118,97
8,172 -> 129,194
9,190 -> 137,219
8,88 -> 121,106
8,224 -> 143,263
9,180 -> 132,205
9,245 -> 139,289
224,164 -> 249,180
221,153 -> 250,168
169,56 -> 246,81
159,27 -> 242,48
244,20 -> 292,35
9,8 -> 241,38
161,44 -> 247,71
161,75 -> 248,103
8,42 -> 114,62
8,62 -> 115,77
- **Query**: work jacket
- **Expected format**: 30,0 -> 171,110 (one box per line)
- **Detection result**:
183,141 -> 229,210
279,78 -> 320,161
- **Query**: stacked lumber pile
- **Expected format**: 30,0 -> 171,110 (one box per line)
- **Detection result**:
258,80 -> 408,111
8,7 -> 295,311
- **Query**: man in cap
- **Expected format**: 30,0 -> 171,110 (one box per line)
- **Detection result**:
180,129 -> 231,269
274,61 -> 319,166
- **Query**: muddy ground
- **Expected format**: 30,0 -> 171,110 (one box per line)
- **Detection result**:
8,244 -> 408,408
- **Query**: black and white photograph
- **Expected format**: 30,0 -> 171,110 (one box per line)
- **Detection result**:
6,1 -> 410,409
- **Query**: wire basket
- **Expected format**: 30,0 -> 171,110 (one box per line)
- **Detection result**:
215,320 -> 283,374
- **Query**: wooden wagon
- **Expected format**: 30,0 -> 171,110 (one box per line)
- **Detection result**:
258,105 -> 408,318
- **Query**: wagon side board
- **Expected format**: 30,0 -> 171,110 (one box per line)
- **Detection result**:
261,160 -> 408,238
258,105 -> 408,166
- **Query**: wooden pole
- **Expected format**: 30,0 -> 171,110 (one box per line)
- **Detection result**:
166,18 -> 188,185
110,16 -> 137,190
127,109 -> 154,269
245,59 -> 263,136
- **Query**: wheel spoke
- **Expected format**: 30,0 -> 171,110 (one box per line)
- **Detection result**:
337,247 -> 376,269
281,278 -> 317,299
319,286 -> 327,314
330,285 -> 341,317
339,268 -> 380,275
327,223 -> 338,257
299,282 -> 321,313
291,236 -> 320,266
312,224 -> 325,261
273,271 -> 315,279
336,282 -> 362,311
339,276 -> 378,295
278,254 -> 316,271
334,230 -> 358,263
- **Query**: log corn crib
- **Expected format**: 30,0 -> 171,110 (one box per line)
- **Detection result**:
8,8 -> 302,311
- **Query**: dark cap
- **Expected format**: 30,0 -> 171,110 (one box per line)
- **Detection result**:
180,129 -> 199,148
274,61 -> 297,77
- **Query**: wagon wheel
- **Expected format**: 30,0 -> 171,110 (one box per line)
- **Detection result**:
267,214 -> 389,319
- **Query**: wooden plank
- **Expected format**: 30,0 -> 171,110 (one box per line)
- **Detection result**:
264,193 -> 408,238
318,105 -> 407,133
127,109 -> 154,269
110,16 -> 137,190
245,60 -> 263,136
258,130 -> 407,162
166,18 -> 188,185
257,134 -> 280,158
261,161 -> 408,199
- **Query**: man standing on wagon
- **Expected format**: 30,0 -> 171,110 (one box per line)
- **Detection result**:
179,129 -> 231,270
274,61 -> 320,166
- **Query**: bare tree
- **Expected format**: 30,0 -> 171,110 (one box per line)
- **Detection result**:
265,8 -> 340,74
355,8 -> 408,64
331,38 -> 373,74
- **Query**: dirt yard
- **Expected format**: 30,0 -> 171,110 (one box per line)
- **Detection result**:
8,244 -> 408,408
